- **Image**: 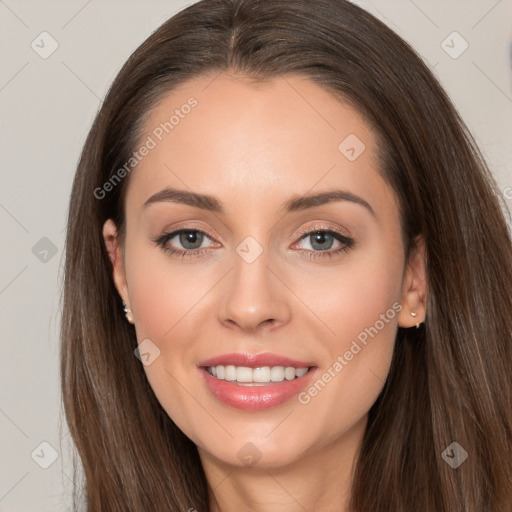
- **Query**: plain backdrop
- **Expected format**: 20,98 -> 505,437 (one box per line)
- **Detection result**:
0,1 -> 511,510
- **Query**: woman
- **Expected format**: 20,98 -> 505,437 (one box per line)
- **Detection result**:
60,0 -> 512,510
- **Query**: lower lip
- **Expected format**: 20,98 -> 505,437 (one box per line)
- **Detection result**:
200,367 -> 318,410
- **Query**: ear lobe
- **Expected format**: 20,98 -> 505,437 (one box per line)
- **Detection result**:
398,235 -> 428,328
102,219 -> 129,304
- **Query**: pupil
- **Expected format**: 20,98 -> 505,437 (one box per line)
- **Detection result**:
181,231 -> 203,249
311,231 -> 332,251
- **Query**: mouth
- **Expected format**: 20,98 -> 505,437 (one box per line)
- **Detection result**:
197,353 -> 318,410
203,364 -> 313,386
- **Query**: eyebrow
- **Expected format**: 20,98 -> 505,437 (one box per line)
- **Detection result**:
143,187 -> 376,218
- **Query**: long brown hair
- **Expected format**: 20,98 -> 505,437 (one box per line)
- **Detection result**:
60,0 -> 512,510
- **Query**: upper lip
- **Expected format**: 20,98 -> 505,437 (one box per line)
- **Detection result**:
198,352 -> 315,369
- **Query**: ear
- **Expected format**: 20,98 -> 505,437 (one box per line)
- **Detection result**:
397,234 -> 427,328
103,219 -> 133,323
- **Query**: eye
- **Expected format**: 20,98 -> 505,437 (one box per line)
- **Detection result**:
298,231 -> 338,251
152,228 -> 216,258
171,230 -> 206,250
292,226 -> 355,259
153,225 -> 355,260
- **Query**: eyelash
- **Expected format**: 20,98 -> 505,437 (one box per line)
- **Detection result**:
152,225 -> 355,260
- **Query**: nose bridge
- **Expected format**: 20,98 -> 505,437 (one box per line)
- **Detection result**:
217,234 -> 291,331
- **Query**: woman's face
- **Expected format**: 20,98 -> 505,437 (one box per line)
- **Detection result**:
104,72 -> 424,470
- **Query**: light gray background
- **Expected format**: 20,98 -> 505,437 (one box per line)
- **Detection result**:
1,1 -> 511,510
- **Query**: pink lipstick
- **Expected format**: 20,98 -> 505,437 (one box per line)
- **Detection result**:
197,352 -> 318,410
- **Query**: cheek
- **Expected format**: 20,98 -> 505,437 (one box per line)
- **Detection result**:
123,245 -> 214,437
125,238 -> 212,342
297,237 -> 403,352
292,242 -> 403,437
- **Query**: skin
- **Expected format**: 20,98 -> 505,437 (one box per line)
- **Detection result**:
103,72 -> 427,512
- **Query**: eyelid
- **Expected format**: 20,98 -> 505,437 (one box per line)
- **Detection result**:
157,223 -> 217,242
291,222 -> 350,242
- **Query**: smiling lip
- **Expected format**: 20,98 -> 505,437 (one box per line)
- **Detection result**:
197,352 -> 315,368
197,352 -> 318,411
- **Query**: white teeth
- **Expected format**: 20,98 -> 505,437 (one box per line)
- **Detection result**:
253,366 -> 271,382
270,366 -> 285,382
207,365 -> 310,383
284,367 -> 296,380
295,367 -> 308,378
236,366 -> 253,382
225,365 -> 236,381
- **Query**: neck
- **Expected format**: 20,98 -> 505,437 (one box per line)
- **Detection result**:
200,415 -> 366,512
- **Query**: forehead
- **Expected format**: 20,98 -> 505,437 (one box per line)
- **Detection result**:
125,72 -> 396,222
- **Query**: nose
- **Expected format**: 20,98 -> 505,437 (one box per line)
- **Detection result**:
217,247 -> 291,333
